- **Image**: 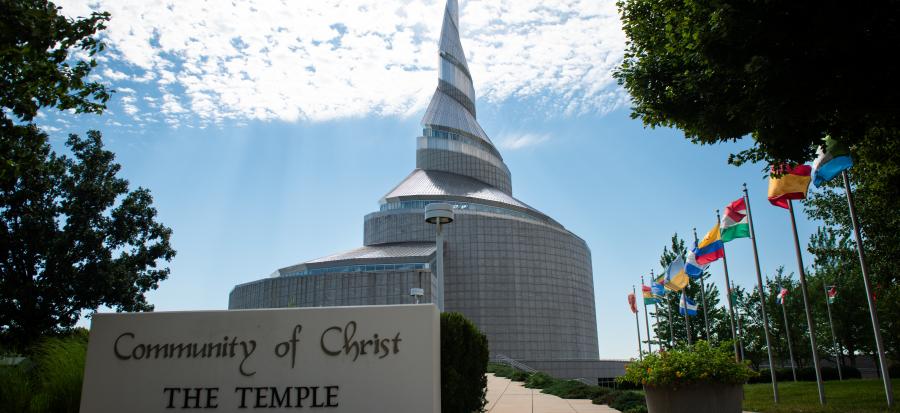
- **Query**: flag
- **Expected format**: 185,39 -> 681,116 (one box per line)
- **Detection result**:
812,137 -> 853,187
695,223 -> 725,264
642,285 -> 659,304
721,198 -> 751,242
663,256 -> 689,291
729,287 -> 738,304
776,286 -> 788,305
628,293 -> 638,314
651,278 -> 666,299
685,241 -> 708,279
768,164 -> 812,209
679,293 -> 698,316
827,286 -> 837,304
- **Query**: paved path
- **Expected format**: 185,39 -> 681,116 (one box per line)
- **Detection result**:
485,374 -> 621,413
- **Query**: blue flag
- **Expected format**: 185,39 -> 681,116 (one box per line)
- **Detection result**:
679,293 -> 698,316
812,137 -> 853,187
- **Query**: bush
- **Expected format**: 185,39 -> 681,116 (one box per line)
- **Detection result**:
890,364 -> 900,378
525,372 -> 557,389
441,312 -> 489,413
0,364 -> 32,413
620,341 -> 758,387
0,333 -> 88,413
609,391 -> 647,412
542,379 -> 605,399
508,369 -> 529,382
28,334 -> 89,413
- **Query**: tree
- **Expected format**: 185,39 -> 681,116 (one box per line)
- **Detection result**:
0,1 -> 174,348
615,0 -> 900,165
651,234 -> 731,348
807,227 -> 876,367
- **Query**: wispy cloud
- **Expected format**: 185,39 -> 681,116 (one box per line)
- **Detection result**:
57,0 -> 626,126
498,133 -> 551,150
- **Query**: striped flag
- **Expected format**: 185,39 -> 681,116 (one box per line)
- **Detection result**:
685,240 -> 709,279
642,285 -> 659,304
827,286 -> 837,304
768,165 -> 812,209
695,223 -> 725,264
651,278 -> 666,298
812,137 -> 853,187
777,286 -> 788,305
679,293 -> 698,316
721,198 -> 751,242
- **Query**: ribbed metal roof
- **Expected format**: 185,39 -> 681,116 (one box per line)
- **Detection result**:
422,89 -> 491,144
305,242 -> 436,263
381,169 -> 539,211
277,242 -> 437,276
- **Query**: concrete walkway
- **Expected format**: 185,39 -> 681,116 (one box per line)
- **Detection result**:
485,374 -> 621,413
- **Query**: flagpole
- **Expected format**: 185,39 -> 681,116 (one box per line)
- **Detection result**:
779,283 -> 798,381
693,227 -> 711,341
823,284 -> 843,381
842,170 -> 892,406
633,285 -> 643,360
787,199 -> 826,404
655,268 -> 674,348
681,291 -> 693,345
742,183 -> 780,403
641,275 -> 653,354
667,292 -> 675,347
732,281 -> 746,360
716,210 -> 740,360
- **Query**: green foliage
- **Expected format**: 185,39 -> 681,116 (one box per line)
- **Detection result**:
0,131 -> 175,348
609,391 -> 648,413
0,333 -> 88,413
1,0 -> 111,182
621,341 -> 757,387
441,312 -> 488,413
541,379 -> 605,399
525,372 -> 556,389
591,389 -> 647,412
615,0 -> 900,166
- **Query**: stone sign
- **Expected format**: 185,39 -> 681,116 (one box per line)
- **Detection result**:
80,304 -> 440,412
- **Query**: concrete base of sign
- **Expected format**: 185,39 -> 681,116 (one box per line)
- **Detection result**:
80,304 -> 439,413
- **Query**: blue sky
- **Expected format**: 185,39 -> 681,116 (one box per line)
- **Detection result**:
48,0 -> 823,360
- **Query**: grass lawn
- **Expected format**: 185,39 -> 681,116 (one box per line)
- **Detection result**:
744,378 -> 899,413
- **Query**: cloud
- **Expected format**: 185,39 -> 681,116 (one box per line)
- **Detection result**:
498,133 -> 550,150
57,0 -> 626,126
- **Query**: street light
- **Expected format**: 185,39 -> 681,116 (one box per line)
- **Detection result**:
425,203 -> 454,311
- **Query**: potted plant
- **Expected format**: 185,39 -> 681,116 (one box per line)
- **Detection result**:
619,341 -> 757,413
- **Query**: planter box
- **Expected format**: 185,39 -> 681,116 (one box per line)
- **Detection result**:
644,382 -> 743,413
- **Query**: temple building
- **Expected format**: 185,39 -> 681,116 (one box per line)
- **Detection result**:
229,0 -> 621,379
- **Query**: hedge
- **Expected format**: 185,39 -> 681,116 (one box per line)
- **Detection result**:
747,365 -> 862,383
441,312 -> 489,413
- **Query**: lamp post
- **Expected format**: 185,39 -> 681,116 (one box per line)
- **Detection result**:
425,203 -> 454,311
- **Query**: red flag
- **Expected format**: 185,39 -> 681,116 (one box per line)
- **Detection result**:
628,293 -> 637,314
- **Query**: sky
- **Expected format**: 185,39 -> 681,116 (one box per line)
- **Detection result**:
47,0 -> 825,360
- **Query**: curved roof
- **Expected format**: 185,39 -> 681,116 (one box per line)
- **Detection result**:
381,169 -> 542,213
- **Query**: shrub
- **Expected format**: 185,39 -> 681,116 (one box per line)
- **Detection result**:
0,364 -> 32,413
542,379 -> 605,399
29,334 -> 89,413
620,341 -> 757,387
609,391 -> 647,412
441,312 -> 489,413
525,371 -> 557,388
508,369 -> 530,382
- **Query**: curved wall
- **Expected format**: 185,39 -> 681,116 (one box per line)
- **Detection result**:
364,208 -> 599,360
